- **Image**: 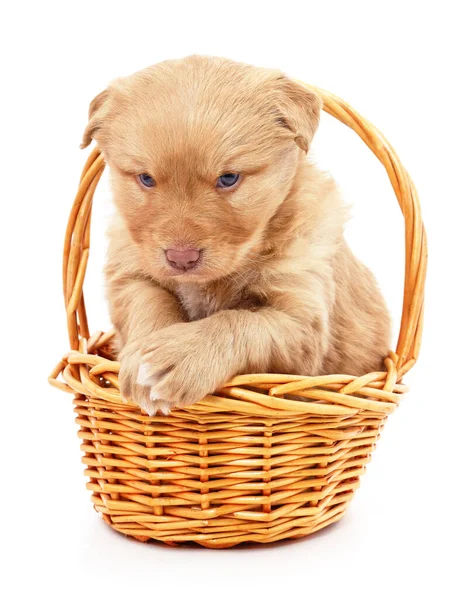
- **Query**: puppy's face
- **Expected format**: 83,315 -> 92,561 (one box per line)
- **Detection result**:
83,56 -> 321,283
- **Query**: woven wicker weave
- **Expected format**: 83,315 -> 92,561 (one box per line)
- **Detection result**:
49,84 -> 427,548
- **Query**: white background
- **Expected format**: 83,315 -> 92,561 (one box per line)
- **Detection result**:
1,1 -> 461,598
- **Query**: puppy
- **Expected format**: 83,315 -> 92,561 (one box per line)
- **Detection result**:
82,55 -> 391,415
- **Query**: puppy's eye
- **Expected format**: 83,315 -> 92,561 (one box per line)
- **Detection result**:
137,173 -> 156,188
216,173 -> 240,189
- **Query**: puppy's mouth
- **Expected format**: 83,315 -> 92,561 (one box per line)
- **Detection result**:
167,262 -> 202,277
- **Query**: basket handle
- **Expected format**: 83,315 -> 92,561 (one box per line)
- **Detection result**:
62,85 -> 427,372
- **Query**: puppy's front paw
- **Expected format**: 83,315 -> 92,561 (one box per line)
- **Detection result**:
136,363 -> 173,415
136,322 -> 231,413
118,342 -> 165,416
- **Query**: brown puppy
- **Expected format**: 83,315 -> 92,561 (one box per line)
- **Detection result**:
82,55 -> 391,415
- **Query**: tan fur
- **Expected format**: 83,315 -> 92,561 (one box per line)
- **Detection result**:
83,55 -> 391,415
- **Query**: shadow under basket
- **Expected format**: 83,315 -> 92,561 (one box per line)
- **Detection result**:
49,84 -> 427,549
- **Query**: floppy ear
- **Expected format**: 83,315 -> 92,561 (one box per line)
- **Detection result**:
81,89 -> 110,149
275,77 -> 322,152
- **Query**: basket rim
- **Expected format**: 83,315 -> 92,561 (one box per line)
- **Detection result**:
49,330 -> 409,417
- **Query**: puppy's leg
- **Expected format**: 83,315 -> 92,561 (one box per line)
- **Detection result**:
138,293 -> 328,413
108,278 -> 186,414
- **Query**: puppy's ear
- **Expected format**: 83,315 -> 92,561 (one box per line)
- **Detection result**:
81,89 -> 110,149
275,77 -> 322,152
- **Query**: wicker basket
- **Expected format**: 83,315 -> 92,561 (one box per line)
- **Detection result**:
49,84 -> 427,548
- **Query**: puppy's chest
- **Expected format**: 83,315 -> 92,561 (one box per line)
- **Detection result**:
174,284 -> 227,320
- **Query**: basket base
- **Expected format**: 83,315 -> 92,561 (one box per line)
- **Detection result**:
96,493 -> 351,548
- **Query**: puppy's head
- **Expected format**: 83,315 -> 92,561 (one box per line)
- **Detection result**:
83,56 -> 321,282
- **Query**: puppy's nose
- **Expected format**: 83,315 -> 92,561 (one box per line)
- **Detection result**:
165,248 -> 201,271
